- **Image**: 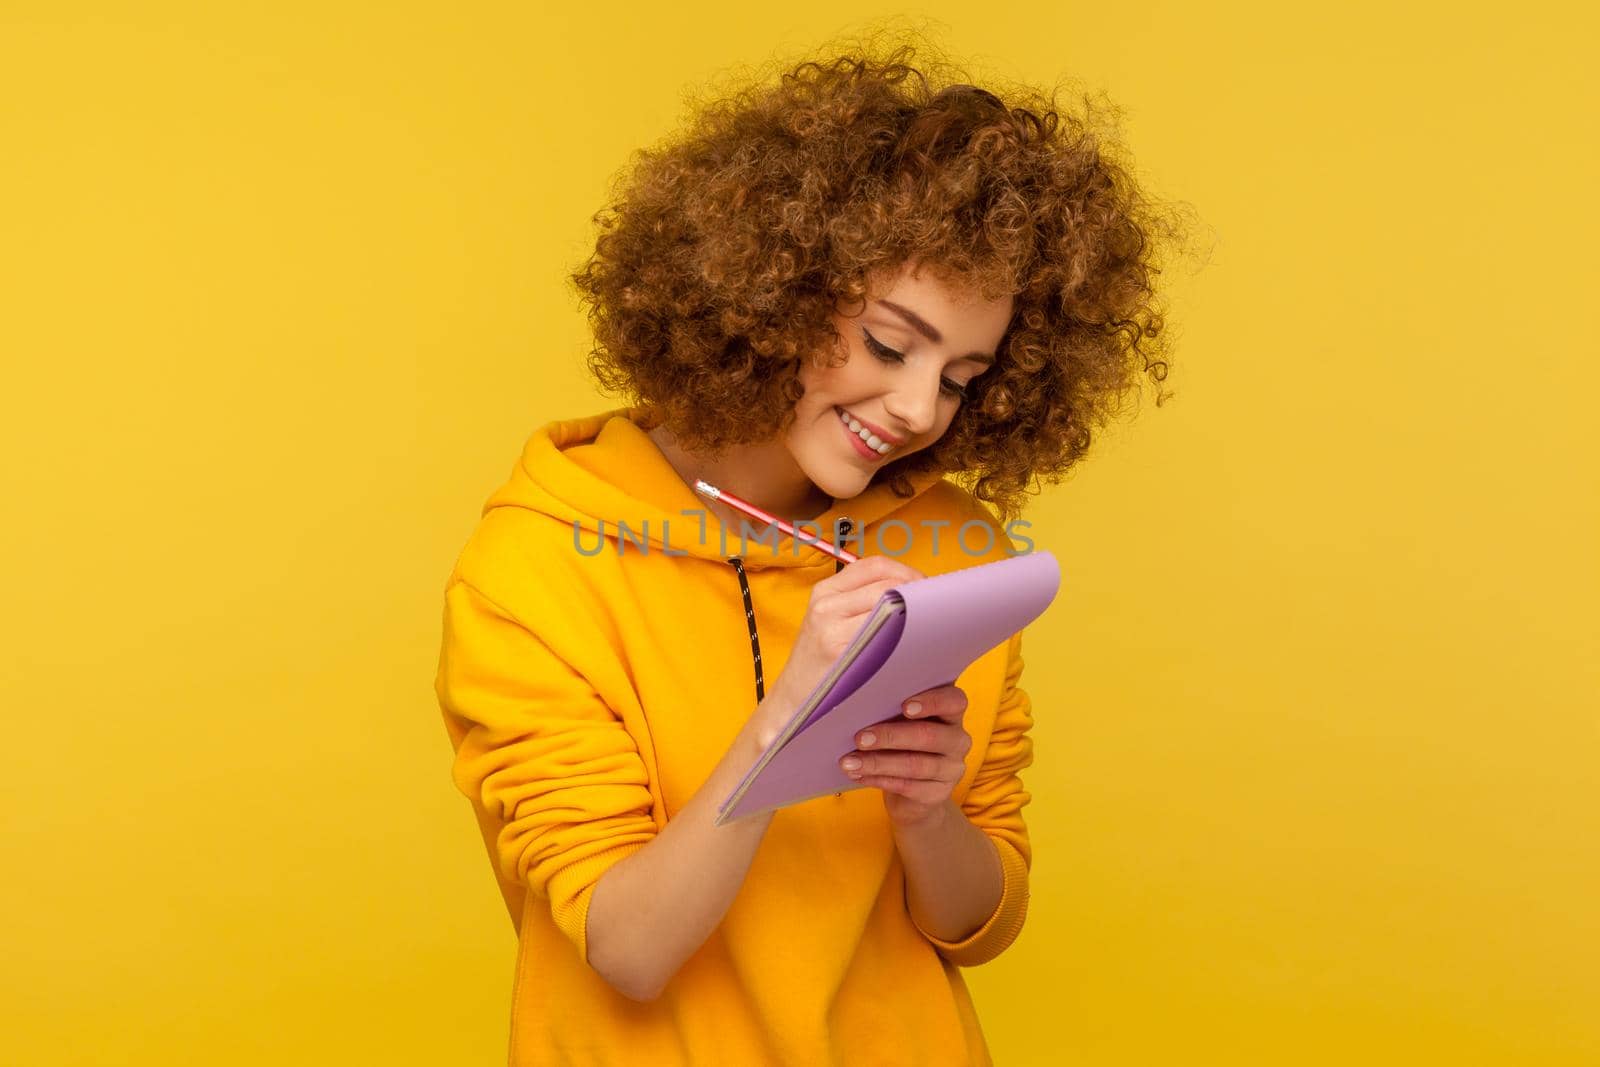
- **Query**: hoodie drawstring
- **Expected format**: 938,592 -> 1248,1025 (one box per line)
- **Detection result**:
727,556 -> 764,704
726,519 -> 852,705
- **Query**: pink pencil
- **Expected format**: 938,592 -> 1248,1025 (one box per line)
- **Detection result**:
693,479 -> 860,564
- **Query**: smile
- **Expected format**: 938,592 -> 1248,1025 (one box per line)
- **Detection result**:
836,407 -> 895,457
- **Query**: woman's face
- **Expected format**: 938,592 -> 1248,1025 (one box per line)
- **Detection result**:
786,260 -> 1014,501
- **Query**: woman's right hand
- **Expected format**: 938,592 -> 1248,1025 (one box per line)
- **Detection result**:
755,554 -> 926,744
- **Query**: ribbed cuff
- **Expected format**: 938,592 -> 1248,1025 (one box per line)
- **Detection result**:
915,835 -> 1030,967
547,841 -> 651,962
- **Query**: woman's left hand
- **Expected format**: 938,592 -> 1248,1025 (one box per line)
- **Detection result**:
839,684 -> 971,827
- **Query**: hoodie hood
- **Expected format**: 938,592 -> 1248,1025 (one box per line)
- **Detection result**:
484,405 -> 949,570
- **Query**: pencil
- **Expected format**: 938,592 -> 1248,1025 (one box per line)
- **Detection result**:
693,479 -> 860,564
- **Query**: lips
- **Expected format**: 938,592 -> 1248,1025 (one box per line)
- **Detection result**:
840,415 -> 883,460
837,407 -> 904,447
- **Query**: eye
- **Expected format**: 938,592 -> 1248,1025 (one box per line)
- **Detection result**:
861,328 -> 970,401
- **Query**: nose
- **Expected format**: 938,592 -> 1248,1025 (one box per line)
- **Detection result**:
882,375 -> 941,439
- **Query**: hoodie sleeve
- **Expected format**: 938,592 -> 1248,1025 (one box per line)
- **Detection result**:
911,628 -> 1035,967
435,576 -> 657,962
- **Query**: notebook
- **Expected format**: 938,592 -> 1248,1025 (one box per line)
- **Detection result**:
716,548 -> 1062,824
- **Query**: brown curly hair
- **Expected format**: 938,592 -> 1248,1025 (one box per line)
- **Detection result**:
570,35 -> 1203,523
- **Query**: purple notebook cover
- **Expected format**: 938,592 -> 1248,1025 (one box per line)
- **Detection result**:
717,549 -> 1061,823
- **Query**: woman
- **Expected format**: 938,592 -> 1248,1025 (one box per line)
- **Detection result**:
435,44 -> 1181,1067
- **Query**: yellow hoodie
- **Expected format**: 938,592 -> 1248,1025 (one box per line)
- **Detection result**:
434,406 -> 1037,1066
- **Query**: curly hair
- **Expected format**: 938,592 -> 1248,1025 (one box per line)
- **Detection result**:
570,35 -> 1203,523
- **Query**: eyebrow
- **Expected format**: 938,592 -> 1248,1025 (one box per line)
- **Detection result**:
876,300 -> 997,366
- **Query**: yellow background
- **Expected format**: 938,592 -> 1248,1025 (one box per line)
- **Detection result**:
3,3 -> 1596,1064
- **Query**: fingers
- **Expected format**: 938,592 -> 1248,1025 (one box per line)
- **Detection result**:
821,580 -> 910,623
900,683 -> 968,724
840,745 -> 964,784
837,682 -> 970,777
849,774 -> 952,806
810,558 -> 927,652
838,685 -> 972,813
853,716 -> 972,759
825,553 -> 925,593
856,685 -> 969,753
812,571 -> 918,628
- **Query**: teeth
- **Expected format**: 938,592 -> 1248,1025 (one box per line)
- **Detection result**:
838,408 -> 893,454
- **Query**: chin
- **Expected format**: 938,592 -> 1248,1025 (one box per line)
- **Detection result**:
796,448 -> 871,499
805,467 -> 867,501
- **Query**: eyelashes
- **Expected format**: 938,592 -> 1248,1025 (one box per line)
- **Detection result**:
860,328 -> 970,401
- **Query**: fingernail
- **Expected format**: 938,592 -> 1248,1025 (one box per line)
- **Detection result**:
841,756 -> 862,771
904,700 -> 922,717
858,731 -> 876,748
